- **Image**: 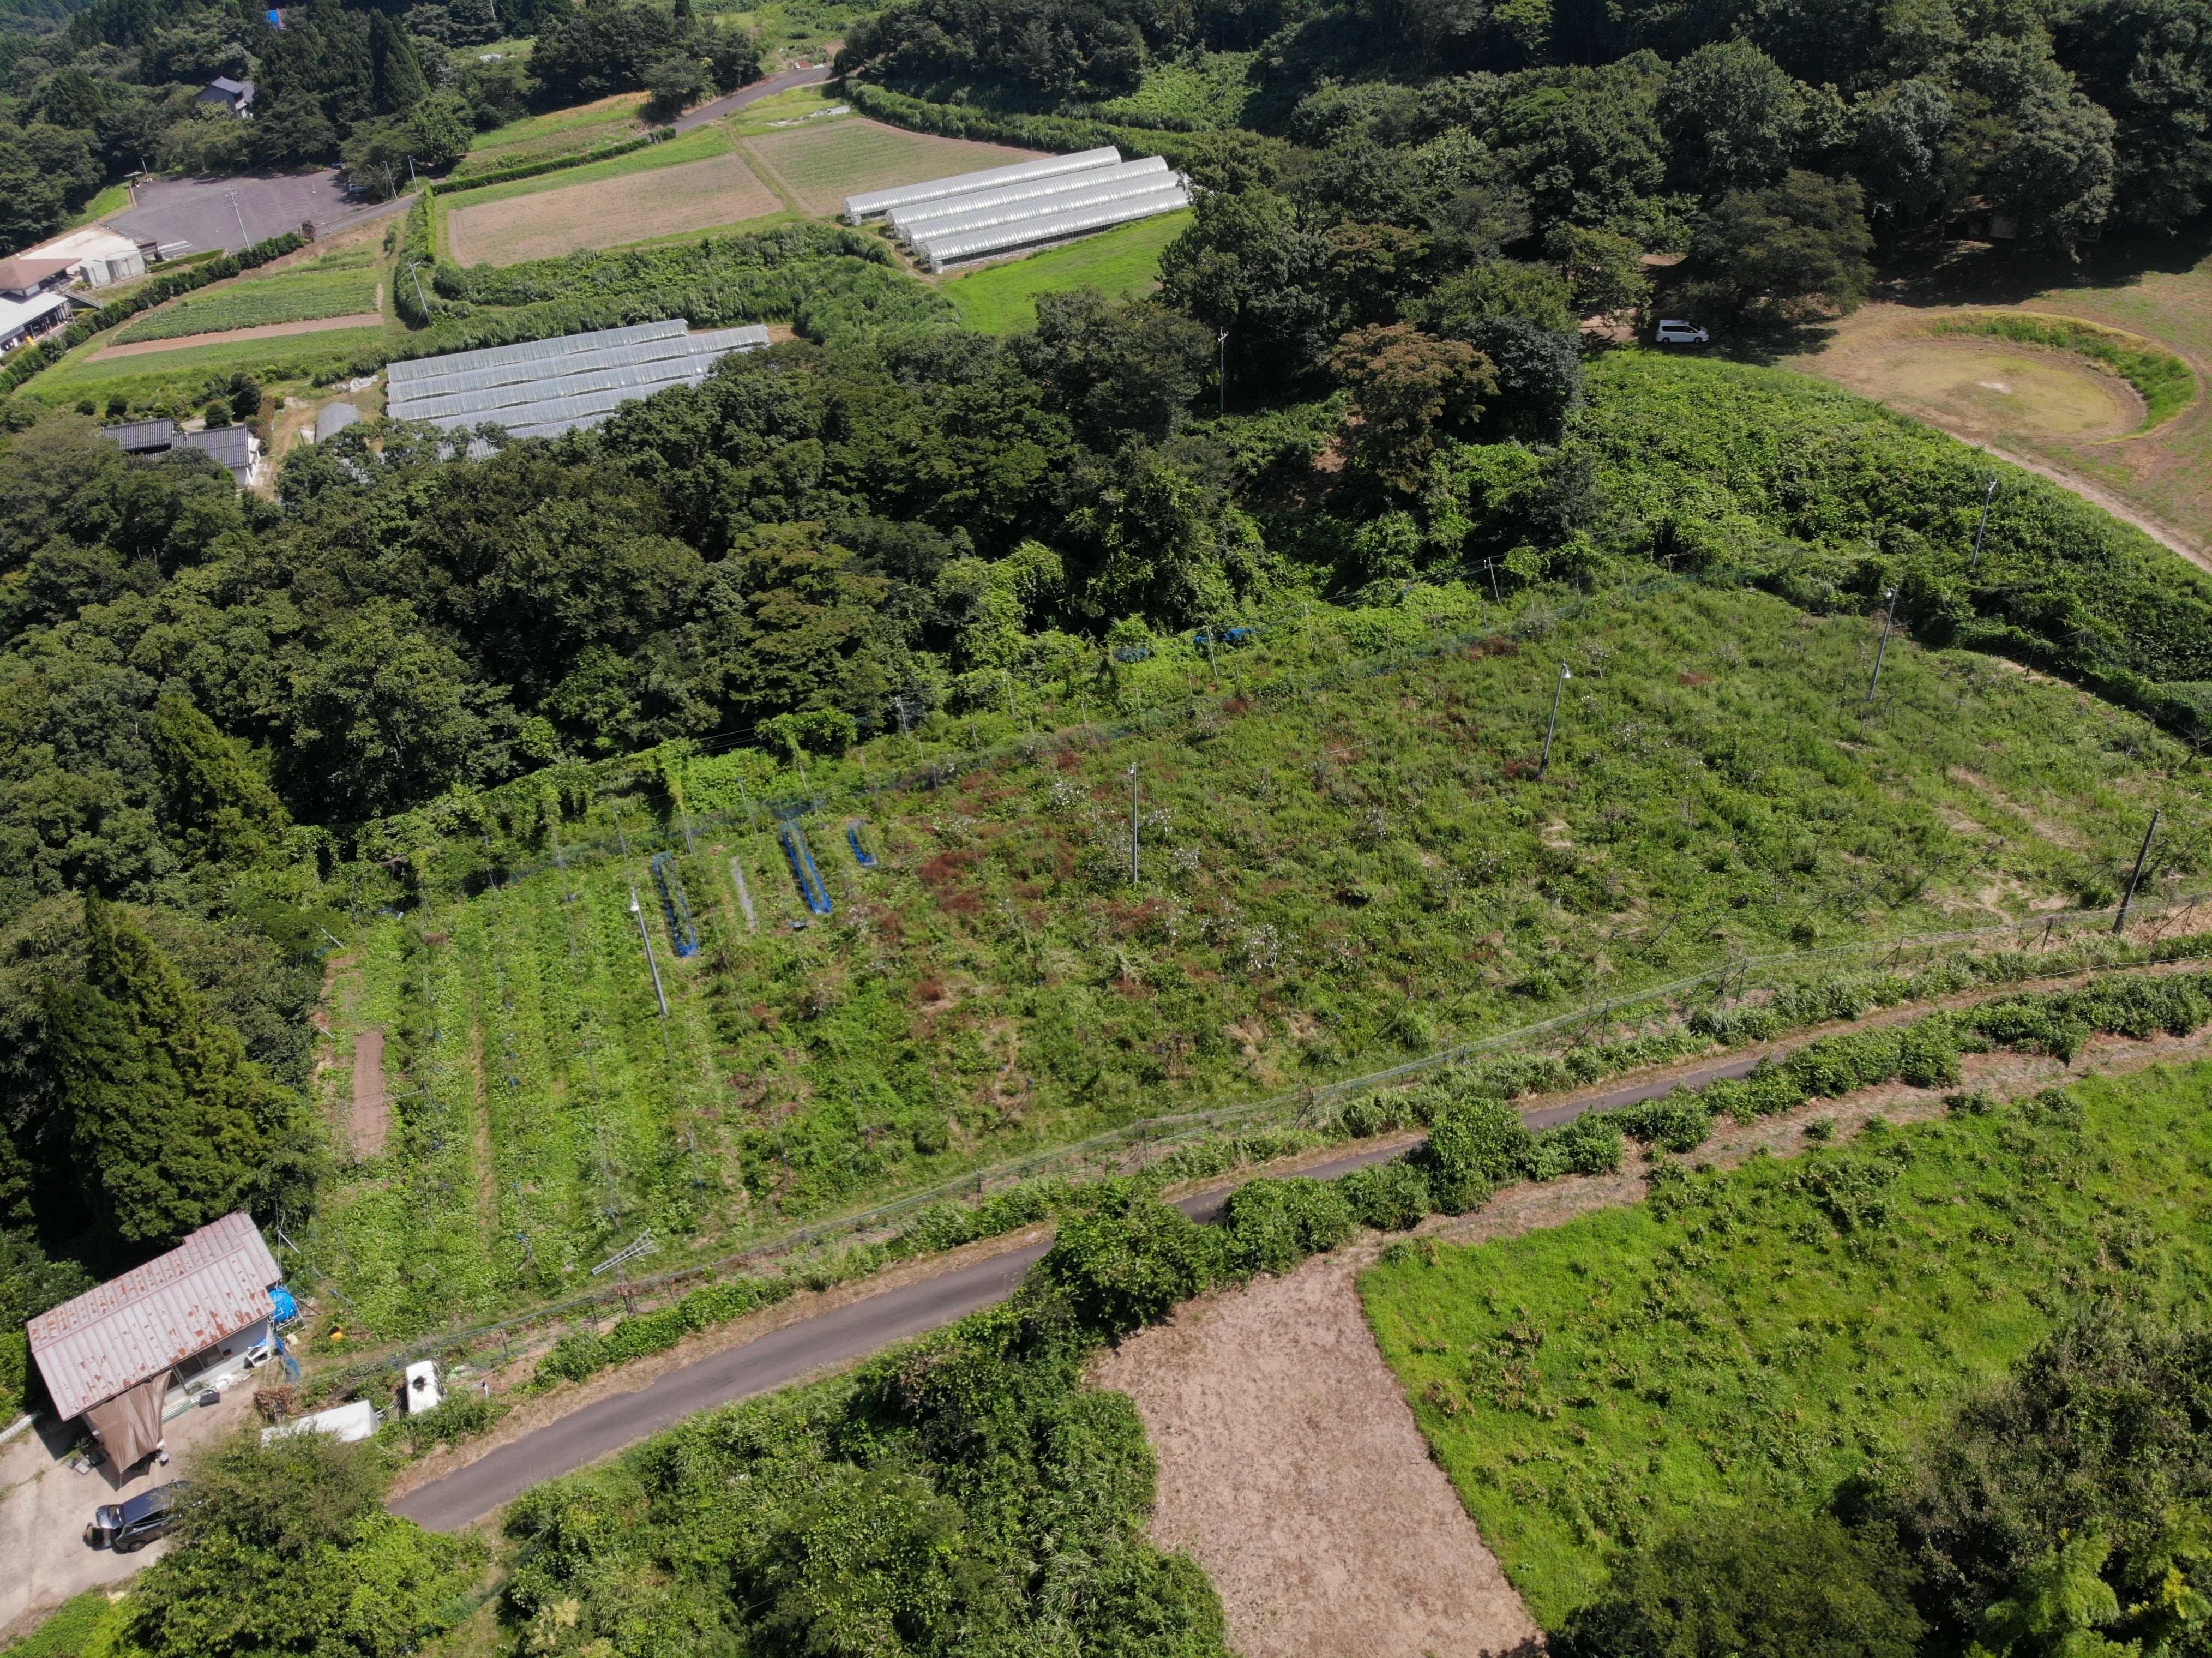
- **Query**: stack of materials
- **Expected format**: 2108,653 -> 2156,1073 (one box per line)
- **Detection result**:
384,319 -> 770,440
844,147 -> 1190,273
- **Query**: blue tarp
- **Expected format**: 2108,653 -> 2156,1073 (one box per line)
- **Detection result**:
269,1284 -> 299,1324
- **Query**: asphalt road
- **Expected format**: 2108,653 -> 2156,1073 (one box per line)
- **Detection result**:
672,63 -> 834,134
390,1043 -> 1785,1531
107,170 -> 407,257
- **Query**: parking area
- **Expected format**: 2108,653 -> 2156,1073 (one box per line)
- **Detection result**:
0,1387 -> 257,1642
105,171 -> 407,257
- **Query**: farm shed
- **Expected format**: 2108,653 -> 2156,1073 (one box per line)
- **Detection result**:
23,225 -> 148,287
384,319 -> 770,440
28,1213 -> 285,1468
99,417 -> 266,489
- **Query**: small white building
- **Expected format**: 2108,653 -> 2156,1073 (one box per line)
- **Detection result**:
27,1212 -> 284,1471
23,225 -> 149,287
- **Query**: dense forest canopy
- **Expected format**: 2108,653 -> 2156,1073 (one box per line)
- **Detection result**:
840,0 -> 2212,256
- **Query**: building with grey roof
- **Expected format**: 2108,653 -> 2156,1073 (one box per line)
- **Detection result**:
385,321 -> 770,440
314,401 -> 362,442
99,418 -> 266,489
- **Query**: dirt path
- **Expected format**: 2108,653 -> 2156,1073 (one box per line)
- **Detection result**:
1093,1258 -> 1544,1658
93,311 -> 385,357
351,1028 -> 389,1158
1936,433 -> 2212,575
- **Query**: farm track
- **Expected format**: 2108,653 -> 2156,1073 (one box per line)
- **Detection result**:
384,952 -> 2209,1533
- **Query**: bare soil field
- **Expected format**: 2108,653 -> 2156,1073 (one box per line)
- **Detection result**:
447,149 -> 784,265
741,119 -> 1042,216
1792,278 -> 2212,561
1093,1257 -> 1544,1658
351,1026 -> 389,1158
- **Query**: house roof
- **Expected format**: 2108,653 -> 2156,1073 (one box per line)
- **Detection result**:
181,424 -> 256,472
0,290 -> 68,339
101,418 -> 182,453
28,1212 -> 281,1422
208,76 -> 252,95
26,226 -> 142,263
315,401 -> 362,441
0,256 -> 75,294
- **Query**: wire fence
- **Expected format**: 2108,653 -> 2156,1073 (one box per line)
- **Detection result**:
298,885 -> 2212,1393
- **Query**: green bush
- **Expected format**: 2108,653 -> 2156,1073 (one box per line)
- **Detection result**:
1337,1160 -> 1434,1230
1613,1092 -> 1716,1153
1036,1192 -> 1224,1335
1529,1111 -> 1626,1178
1554,1512 -> 1925,1658
1424,1098 -> 1534,1210
1219,1176 -> 1356,1276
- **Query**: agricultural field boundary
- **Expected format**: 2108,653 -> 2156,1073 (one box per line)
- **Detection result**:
299,916 -> 2212,1399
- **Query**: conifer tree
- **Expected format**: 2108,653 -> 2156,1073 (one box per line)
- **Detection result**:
46,896 -> 298,1248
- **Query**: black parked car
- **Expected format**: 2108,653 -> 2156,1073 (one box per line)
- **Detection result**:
85,1482 -> 187,1552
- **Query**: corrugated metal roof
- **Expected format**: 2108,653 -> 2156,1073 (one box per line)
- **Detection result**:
918,183 -> 1190,271
392,323 -> 769,440
28,1212 -> 279,1422
899,164 -> 1180,247
386,320 -> 688,388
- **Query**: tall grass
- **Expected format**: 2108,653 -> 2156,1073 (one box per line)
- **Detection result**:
1362,1060 -> 2212,1625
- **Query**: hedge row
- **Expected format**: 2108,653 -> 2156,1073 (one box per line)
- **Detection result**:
843,79 -> 1289,186
0,229 -> 309,397
439,127 -> 674,195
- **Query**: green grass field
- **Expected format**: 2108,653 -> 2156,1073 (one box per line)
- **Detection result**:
941,209 -> 1189,331
744,119 -> 1039,215
112,263 -> 382,343
723,81 -> 857,138
25,325 -> 389,408
437,123 -> 736,219
458,91 -> 647,173
1361,1060 -> 2212,1627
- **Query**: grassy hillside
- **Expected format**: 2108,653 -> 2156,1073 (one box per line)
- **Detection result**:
942,209 -> 1189,332
1360,1059 -> 2212,1626
306,570 -> 2204,1337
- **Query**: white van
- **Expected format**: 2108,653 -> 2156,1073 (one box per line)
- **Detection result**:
1655,319 -> 1710,345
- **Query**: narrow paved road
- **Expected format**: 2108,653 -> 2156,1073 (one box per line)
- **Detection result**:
391,1047 -> 1775,1531
672,63 -> 834,134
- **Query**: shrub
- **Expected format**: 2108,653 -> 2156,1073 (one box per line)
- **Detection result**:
1424,1098 -> 1535,1210
1036,1192 -> 1224,1336
1555,1512 -> 1925,1658
1613,1092 -> 1716,1152
1337,1160 -> 1434,1231
1219,1177 -> 1356,1276
1529,1112 -> 1626,1179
